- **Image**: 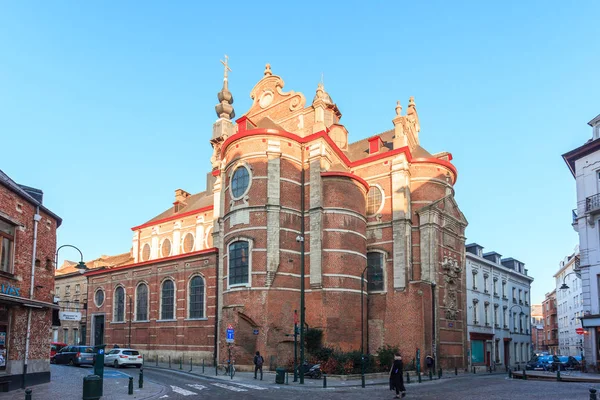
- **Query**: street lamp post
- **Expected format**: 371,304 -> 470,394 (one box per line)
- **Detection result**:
559,272 -> 585,371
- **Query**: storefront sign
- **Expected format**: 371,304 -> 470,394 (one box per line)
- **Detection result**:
59,311 -> 82,321
0,283 -> 20,297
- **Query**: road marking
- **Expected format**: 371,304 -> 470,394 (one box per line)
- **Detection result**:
211,383 -> 248,392
230,382 -> 268,390
186,384 -> 207,391
160,396 -> 169,399
170,385 -> 197,396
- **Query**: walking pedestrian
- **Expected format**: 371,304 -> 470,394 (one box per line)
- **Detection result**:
426,354 -> 434,374
253,351 -> 264,380
389,352 -> 406,398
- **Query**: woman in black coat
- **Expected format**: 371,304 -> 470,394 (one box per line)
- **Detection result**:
389,353 -> 406,398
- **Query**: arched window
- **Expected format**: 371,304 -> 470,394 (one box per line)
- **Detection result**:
114,286 -> 125,322
161,280 -> 175,320
228,241 -> 249,286
135,283 -> 148,321
189,276 -> 205,319
366,252 -> 384,292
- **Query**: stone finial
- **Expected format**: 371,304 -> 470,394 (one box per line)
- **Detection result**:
395,100 -> 402,116
408,96 -> 416,108
313,82 -> 333,105
264,63 -> 272,76
215,55 -> 235,119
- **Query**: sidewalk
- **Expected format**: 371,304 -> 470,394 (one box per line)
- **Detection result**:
144,360 -> 507,389
0,364 -> 166,400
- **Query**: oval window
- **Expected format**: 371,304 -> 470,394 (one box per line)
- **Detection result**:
231,166 -> 250,199
182,233 -> 195,253
161,239 -> 172,257
366,186 -> 383,216
141,243 -> 151,261
95,289 -> 105,307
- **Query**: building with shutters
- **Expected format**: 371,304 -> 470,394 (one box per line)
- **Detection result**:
84,61 -> 469,370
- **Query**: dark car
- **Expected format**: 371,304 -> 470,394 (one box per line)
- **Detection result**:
556,355 -> 581,370
526,355 -> 553,370
51,346 -> 95,366
50,342 -> 67,360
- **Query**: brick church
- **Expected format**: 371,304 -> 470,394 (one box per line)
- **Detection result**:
84,60 -> 468,370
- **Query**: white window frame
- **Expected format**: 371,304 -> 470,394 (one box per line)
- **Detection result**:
229,163 -> 253,201
366,184 -> 385,217
227,238 -> 252,289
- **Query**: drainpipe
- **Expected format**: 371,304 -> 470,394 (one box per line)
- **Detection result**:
431,281 -> 436,369
23,206 -> 41,388
213,249 -> 219,367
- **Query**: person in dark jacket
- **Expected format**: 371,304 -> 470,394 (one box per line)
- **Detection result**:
389,353 -> 406,398
253,351 -> 264,380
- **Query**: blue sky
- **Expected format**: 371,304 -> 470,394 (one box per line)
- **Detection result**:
1,1 -> 599,304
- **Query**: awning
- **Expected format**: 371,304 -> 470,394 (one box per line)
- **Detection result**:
0,293 -> 59,310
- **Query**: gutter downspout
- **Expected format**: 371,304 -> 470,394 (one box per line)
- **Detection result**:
213,248 -> 219,367
23,207 -> 41,388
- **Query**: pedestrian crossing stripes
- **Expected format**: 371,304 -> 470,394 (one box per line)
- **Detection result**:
211,382 -> 248,392
165,380 -> 277,397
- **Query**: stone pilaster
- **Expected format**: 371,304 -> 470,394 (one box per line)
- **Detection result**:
419,209 -> 439,283
172,222 -> 181,256
195,217 -> 205,251
151,227 -> 159,260
266,141 -> 282,286
132,231 -> 140,263
391,154 -> 411,289
308,158 -> 323,288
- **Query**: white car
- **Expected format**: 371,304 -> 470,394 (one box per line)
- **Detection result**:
104,348 -> 143,368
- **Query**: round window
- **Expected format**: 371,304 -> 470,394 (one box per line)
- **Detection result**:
231,166 -> 250,199
182,233 -> 195,253
95,289 -> 105,307
161,239 -> 172,257
366,186 -> 383,216
141,243 -> 151,261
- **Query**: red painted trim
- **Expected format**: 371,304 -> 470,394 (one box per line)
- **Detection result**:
321,172 -> 370,192
84,248 -> 218,277
212,169 -> 220,177
220,128 -> 458,183
131,205 -> 214,231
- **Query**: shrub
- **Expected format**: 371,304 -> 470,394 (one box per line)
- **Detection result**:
305,328 -> 323,354
311,346 -> 334,362
377,344 -> 399,371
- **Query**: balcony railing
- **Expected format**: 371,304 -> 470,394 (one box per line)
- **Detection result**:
586,194 -> 600,213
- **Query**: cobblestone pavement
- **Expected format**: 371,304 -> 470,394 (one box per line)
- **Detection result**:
0,364 -> 165,400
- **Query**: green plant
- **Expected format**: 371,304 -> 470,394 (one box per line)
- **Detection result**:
311,346 -> 334,362
305,328 -> 323,354
376,344 -> 399,371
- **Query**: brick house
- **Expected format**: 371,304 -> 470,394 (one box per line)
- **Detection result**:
0,169 -> 62,391
543,290 -> 558,354
86,62 -> 469,370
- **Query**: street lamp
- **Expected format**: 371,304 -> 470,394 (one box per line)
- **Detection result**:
558,271 -> 579,290
55,244 -> 88,274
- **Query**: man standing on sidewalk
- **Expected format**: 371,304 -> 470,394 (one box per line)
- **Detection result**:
254,351 -> 264,380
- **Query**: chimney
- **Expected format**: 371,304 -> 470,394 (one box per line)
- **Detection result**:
174,189 -> 191,212
368,135 -> 384,154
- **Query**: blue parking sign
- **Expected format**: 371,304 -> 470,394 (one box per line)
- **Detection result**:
226,325 -> 234,343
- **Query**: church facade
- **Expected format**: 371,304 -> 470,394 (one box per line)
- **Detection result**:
85,62 -> 468,370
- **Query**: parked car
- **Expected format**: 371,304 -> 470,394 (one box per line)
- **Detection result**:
51,346 -> 95,366
104,348 -> 143,368
50,342 -> 67,360
526,355 -> 553,371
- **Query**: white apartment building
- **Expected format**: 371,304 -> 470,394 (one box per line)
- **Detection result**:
563,113 -> 600,369
465,243 -> 534,370
554,247 -> 583,356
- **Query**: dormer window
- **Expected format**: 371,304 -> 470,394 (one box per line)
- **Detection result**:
368,136 -> 384,154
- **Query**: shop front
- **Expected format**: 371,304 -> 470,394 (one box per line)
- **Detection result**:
469,332 -> 495,368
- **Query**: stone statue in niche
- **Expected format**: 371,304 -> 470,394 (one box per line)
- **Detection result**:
441,256 -> 462,321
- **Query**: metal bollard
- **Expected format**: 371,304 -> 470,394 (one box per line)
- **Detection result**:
286,372 -> 289,385
169,356 -> 171,369
508,368 -> 512,379
128,376 -> 134,395
590,387 -> 598,400
323,373 -> 327,388
190,357 -> 192,372
438,368 -> 442,379
455,367 -> 458,376
155,355 -> 158,367
180,357 -> 183,370
202,359 -> 205,373
139,368 -> 144,389
406,372 -> 410,384
418,371 -> 422,383
473,366 -> 476,374
429,369 -> 432,380
557,369 -> 561,381
361,374 -> 365,388
523,369 -> 527,380
25,388 -> 32,400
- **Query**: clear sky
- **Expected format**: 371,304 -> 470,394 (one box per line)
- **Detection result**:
1,1 -> 599,305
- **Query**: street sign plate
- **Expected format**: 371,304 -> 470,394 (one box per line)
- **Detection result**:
576,327 -> 585,335
253,329 -> 259,335
226,327 -> 235,343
